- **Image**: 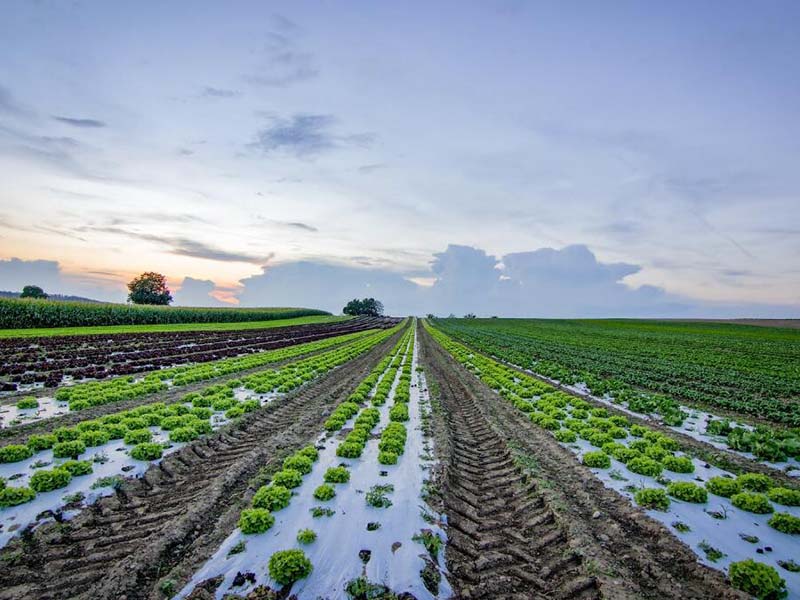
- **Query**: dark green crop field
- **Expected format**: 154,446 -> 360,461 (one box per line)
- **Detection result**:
433,318 -> 800,425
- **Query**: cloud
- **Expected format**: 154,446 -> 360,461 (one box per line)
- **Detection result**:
78,226 -> 271,264
52,116 -> 106,128
284,221 -> 317,232
247,18 -> 318,87
173,277 -> 226,306
201,87 -> 240,98
235,243 -> 799,318
0,257 -> 124,301
250,114 -> 373,156
357,163 -> 387,174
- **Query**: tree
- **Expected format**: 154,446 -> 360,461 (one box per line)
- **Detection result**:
464,313 -> 477,319
127,272 -> 173,305
20,285 -> 48,299
342,297 -> 384,317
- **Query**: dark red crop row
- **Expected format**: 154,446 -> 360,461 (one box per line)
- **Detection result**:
0,317 -> 401,391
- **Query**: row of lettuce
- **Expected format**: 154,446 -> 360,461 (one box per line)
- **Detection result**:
228,327 -> 415,589
51,328 -> 380,411
431,320 -> 800,465
424,321 -> 798,599
0,324 -> 404,509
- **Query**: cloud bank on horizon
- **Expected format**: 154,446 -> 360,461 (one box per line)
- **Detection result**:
0,1 -> 798,316
2,245 -> 796,318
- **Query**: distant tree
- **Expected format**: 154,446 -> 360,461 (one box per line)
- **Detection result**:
127,272 -> 173,305
20,285 -> 48,299
426,313 -> 435,320
342,297 -> 384,317
464,313 -> 477,319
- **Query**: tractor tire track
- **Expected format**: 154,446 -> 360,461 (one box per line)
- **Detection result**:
0,326 -> 406,600
420,327 -> 601,600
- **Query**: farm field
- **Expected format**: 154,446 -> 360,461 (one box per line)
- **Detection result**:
0,314 -> 345,339
0,315 -> 388,395
0,317 -> 797,599
0,297 -> 330,330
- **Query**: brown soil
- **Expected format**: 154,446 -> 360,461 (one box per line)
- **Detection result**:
0,326 -> 406,600
418,324 -> 745,600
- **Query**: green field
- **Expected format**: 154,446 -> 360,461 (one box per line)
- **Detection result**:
0,314 -> 347,338
0,297 -> 330,330
433,318 -> 800,425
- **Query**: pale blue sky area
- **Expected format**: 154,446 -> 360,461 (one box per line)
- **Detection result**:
0,1 -> 798,316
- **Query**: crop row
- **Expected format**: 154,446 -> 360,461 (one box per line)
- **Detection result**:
432,321 -> 800,467
433,318 -> 800,425
50,328 -> 383,411
0,297 -> 329,330
180,320 -> 446,597
425,321 -> 799,598
0,317 -> 392,391
220,328 -> 414,591
0,324 -> 403,516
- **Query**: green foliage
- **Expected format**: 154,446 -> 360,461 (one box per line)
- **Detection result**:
30,468 -> 72,492
389,404 -> 409,422
52,440 -> 86,459
378,450 -> 398,465
768,513 -> 800,534
127,272 -> 173,305
661,455 -> 694,473
731,492 -> 774,514
667,482 -> 708,503
728,559 -> 787,599
169,427 -> 199,443
130,442 -> 163,461
26,434 -> 57,452
366,484 -> 394,508
627,457 -> 663,477
268,549 -> 313,585
767,487 -> 800,506
634,488 -> 670,511
297,528 -> 317,544
253,484 -> 292,511
737,473 -> 774,493
297,445 -> 319,461
238,508 -> 275,534
16,396 -> 39,409
272,469 -> 303,489
706,476 -> 741,498
20,285 -> 48,299
0,444 -> 34,463
79,429 -> 110,447
582,451 -> 611,469
0,296 -> 328,329
337,442 -> 364,458
60,460 -> 93,476
0,486 -> 36,507
342,297 -> 384,317
554,429 -> 577,443
123,428 -> 153,445
323,466 -> 350,484
283,454 -> 314,475
313,484 -> 336,501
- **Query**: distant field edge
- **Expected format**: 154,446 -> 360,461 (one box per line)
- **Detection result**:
0,314 -> 348,338
0,297 -> 332,332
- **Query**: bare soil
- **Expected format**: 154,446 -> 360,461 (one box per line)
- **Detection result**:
418,324 -> 745,600
0,326 -> 406,600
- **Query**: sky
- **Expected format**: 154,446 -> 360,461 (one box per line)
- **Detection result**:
0,1 -> 798,317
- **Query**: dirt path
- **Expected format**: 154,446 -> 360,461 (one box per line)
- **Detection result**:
418,325 -> 745,600
0,326 -> 406,600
